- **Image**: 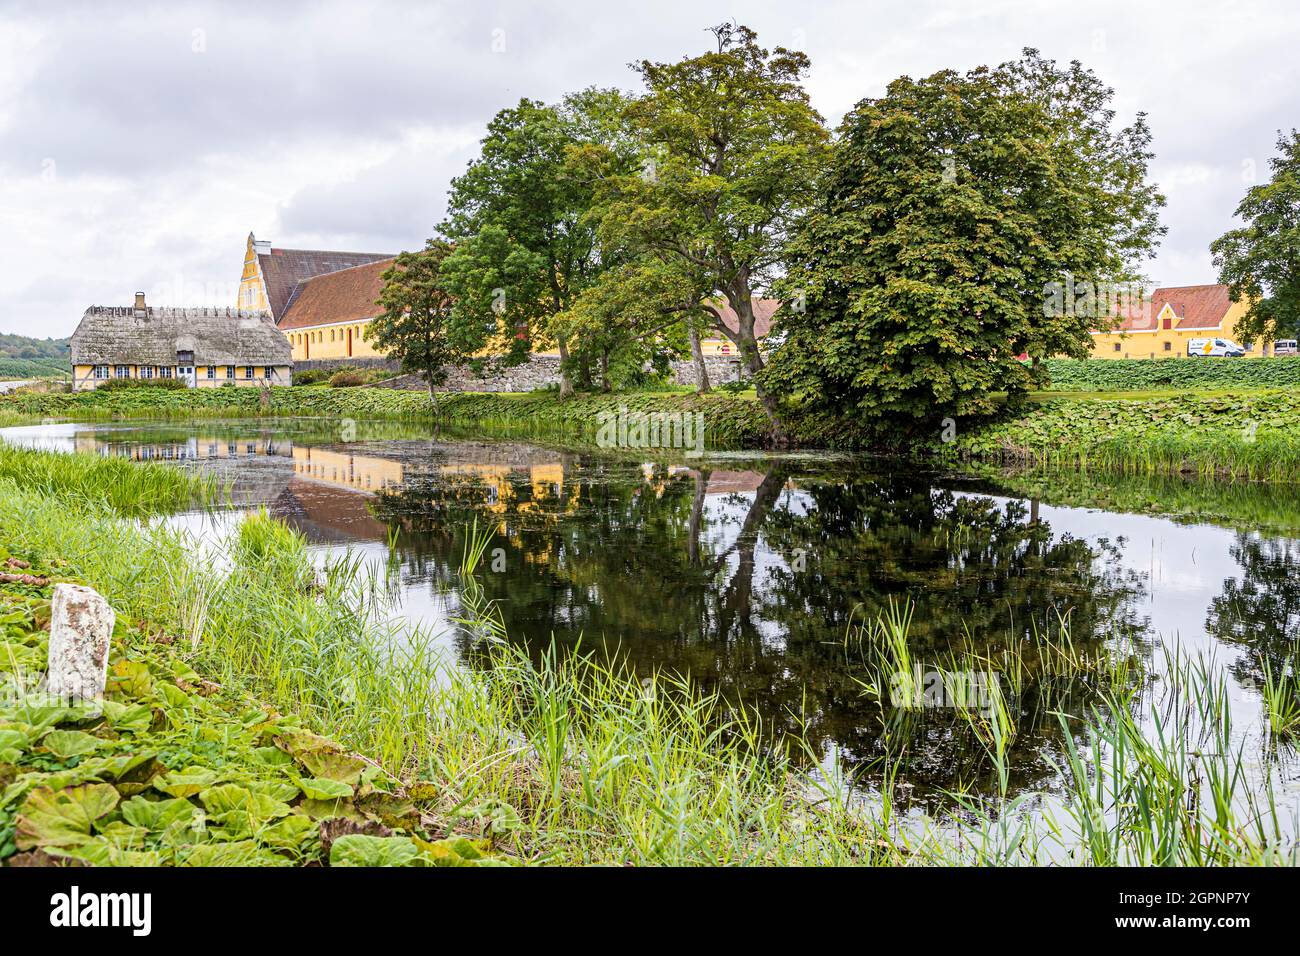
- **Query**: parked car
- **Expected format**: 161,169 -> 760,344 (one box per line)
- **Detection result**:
1274,339 -> 1298,356
1187,337 -> 1245,357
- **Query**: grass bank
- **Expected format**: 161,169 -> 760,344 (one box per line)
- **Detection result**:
0,384 -> 441,423
955,390 -> 1300,481
967,466 -> 1300,537
2,446 -> 1297,865
7,378 -> 1300,480
0,384 -> 787,449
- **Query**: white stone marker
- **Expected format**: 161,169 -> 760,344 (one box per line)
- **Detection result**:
46,583 -> 115,707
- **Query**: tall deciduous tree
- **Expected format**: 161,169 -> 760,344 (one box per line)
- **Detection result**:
1211,130 -> 1300,348
602,23 -> 830,436
766,50 -> 1164,429
438,91 -> 633,397
368,241 -> 488,406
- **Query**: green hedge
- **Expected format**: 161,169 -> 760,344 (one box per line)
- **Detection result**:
1042,357 -> 1300,391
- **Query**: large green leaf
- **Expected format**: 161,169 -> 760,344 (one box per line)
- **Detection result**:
298,750 -> 367,785
199,784 -> 291,823
120,795 -> 202,834
15,783 -> 120,850
329,834 -> 420,867
102,700 -> 153,734
260,814 -> 319,853
153,766 -> 218,799
41,729 -> 102,758
293,776 -> 353,801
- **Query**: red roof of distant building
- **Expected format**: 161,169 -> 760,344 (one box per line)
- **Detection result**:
1101,284 -> 1233,333
708,298 -> 780,338
277,258 -> 394,331
259,247 -> 394,320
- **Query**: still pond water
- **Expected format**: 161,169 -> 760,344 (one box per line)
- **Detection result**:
8,418 -> 1300,803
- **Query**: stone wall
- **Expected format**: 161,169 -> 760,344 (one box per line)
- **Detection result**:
307,353 -> 753,392
294,357 -> 400,375
669,356 -> 748,388
368,355 -> 566,392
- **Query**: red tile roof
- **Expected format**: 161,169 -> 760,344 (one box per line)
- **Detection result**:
259,247 -> 394,319
276,258 -> 394,331
1101,284 -> 1233,333
708,298 -> 780,338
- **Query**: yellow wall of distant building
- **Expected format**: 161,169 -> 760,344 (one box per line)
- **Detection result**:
72,363 -> 290,391
285,322 -> 385,362
238,234 -> 270,312
1087,299 -> 1271,359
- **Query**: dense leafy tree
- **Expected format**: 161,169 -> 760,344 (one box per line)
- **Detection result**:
599,23 -> 830,434
367,241 -> 489,406
438,92 -> 634,397
551,259 -> 709,391
1211,130 -> 1300,347
765,50 -> 1164,430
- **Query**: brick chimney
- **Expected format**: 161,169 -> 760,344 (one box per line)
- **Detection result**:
133,292 -> 146,317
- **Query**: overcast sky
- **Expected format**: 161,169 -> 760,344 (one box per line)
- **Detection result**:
2,0 -> 1296,338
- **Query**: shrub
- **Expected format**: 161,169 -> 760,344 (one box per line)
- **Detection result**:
291,369 -> 330,387
329,370 -> 366,388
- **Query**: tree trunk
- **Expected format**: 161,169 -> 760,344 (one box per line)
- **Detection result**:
557,338 -> 575,398
599,350 -> 611,393
689,326 -> 711,393
687,468 -> 708,565
425,372 -> 438,410
728,292 -> 786,445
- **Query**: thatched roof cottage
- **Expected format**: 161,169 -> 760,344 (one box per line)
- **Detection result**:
70,293 -> 293,391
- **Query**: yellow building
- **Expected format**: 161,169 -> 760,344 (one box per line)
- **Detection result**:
699,299 -> 779,356
237,231 -> 394,337
69,294 -> 292,391
277,257 -> 394,362
1089,284 -> 1269,359
238,232 -> 778,366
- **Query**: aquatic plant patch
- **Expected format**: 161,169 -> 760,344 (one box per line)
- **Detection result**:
0,558 -> 511,868
953,391 -> 1300,480
1042,357 -> 1300,391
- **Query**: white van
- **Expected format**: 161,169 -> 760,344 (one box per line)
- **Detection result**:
1275,339 -> 1298,357
1188,338 -> 1245,357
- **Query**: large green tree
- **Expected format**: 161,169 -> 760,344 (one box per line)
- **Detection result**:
551,258 -> 714,391
600,23 -> 830,434
438,91 -> 633,397
367,240 -> 489,406
1211,130 -> 1300,348
765,50 -> 1165,429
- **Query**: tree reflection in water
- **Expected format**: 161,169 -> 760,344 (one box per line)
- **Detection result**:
370,451 -> 1150,800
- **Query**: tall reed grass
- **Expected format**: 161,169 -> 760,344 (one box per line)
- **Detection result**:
0,443 -> 218,514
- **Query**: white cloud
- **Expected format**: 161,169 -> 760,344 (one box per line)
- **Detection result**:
2,0 -> 1298,336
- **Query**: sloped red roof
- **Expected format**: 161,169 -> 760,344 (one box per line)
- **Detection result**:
1101,284 -> 1233,333
277,259 -> 394,331
259,247 -> 394,319
708,298 -> 780,338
